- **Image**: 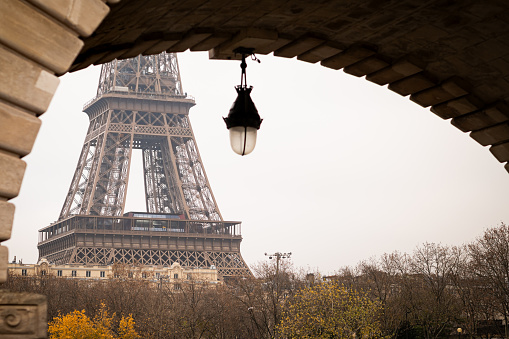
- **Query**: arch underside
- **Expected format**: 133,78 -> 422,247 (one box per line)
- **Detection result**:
2,0 -> 509,285
72,0 -> 509,173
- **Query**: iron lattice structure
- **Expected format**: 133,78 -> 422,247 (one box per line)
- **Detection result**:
38,216 -> 248,278
39,53 -> 251,277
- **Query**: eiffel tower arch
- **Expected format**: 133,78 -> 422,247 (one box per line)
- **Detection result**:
38,53 -> 251,278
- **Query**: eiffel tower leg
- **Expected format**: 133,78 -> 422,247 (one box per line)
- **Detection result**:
59,134 -> 105,219
169,136 -> 222,221
161,140 -> 185,214
88,131 -> 133,216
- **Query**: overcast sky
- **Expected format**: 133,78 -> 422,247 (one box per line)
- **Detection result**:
6,51 -> 509,275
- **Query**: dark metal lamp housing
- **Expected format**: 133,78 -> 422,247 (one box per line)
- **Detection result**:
223,48 -> 263,156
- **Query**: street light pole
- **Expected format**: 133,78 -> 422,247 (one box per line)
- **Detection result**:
264,252 -> 292,278
265,252 -> 291,339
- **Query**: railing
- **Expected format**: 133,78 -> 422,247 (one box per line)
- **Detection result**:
83,91 -> 196,110
39,215 -> 241,243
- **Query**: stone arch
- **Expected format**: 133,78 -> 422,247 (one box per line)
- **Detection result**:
71,0 -> 509,173
1,0 -> 509,282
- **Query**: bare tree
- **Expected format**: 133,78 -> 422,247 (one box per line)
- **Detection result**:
405,243 -> 461,339
469,223 -> 509,338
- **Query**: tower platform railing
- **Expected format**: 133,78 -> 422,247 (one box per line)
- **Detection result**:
38,215 -> 241,244
83,90 -> 196,110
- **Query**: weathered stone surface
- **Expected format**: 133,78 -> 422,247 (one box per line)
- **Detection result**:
321,45 -> 376,70
0,246 -> 7,283
190,33 -> 231,52
490,142 -> 509,162
452,102 -> 509,132
297,42 -> 343,63
431,95 -> 485,120
0,101 -> 41,156
118,40 -> 161,59
26,0 -> 109,37
0,0 -> 83,74
144,33 -> 183,55
366,58 -> 425,85
0,46 -> 60,115
0,291 -> 47,337
274,35 -> 324,58
169,29 -> 214,53
0,152 -> 26,199
212,29 -> 279,59
0,201 -> 14,242
405,24 -> 450,42
388,72 -> 437,97
471,122 -> 509,146
410,78 -> 470,107
343,55 -> 390,77
94,49 -> 130,65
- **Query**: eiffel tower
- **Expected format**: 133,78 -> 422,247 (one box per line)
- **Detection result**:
37,53 -> 251,278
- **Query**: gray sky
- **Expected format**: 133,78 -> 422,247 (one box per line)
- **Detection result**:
7,51 -> 509,275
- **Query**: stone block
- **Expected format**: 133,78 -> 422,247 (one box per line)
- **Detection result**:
431,95 -> 485,120
410,77 -> 470,107
0,152 -> 26,199
0,201 -> 14,242
490,142 -> 509,162
254,37 -> 293,55
118,40 -> 161,59
191,33 -> 231,52
142,33 -> 182,56
343,55 -> 390,77
471,122 -> 509,146
471,39 -> 509,62
0,291 -> 47,337
274,35 -> 324,58
297,42 -> 343,64
0,101 -> 41,156
366,57 -> 424,85
94,49 -> 130,65
452,102 -> 509,132
0,246 -> 7,283
0,0 -> 83,74
26,0 -> 109,37
405,24 -> 449,42
388,72 -> 436,97
168,29 -> 214,53
0,46 -> 60,115
212,28 -> 279,59
321,45 -> 376,70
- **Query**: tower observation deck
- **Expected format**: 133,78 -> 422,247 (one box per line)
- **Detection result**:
37,53 -> 251,278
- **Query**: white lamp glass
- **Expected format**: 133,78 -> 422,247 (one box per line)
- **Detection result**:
229,126 -> 257,156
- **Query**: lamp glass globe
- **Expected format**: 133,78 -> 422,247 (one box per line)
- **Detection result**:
229,126 -> 257,156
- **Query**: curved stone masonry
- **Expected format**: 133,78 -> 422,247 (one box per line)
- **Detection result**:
71,0 -> 509,174
1,3 -> 509,330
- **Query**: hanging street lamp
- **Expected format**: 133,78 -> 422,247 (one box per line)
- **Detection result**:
223,47 -> 263,156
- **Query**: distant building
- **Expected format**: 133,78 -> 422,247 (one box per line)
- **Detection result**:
8,258 -> 219,286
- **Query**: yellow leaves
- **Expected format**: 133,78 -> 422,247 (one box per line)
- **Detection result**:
278,283 -> 384,339
48,309 -> 96,339
48,303 -> 140,339
118,316 -> 139,339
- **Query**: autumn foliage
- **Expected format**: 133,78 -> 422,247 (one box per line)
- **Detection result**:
4,222 -> 509,338
48,303 -> 139,339
278,283 -> 384,338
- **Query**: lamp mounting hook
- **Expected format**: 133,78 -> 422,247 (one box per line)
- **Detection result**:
233,47 -> 260,87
